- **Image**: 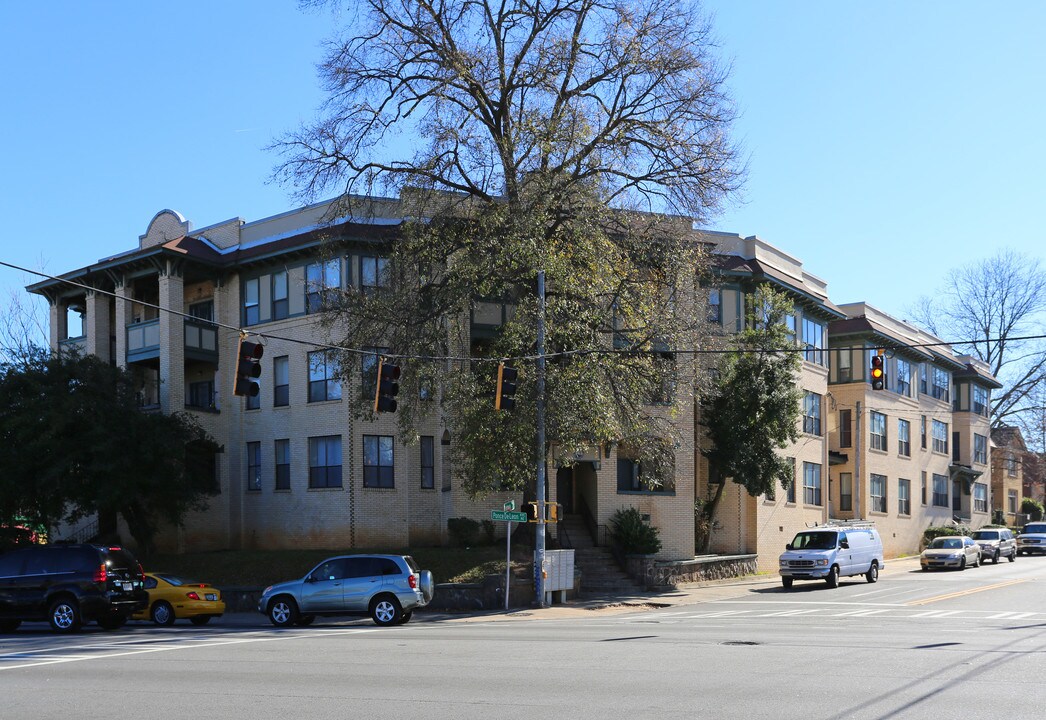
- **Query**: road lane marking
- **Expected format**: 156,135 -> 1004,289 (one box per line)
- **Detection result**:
907,579 -> 1027,606
0,627 -> 378,671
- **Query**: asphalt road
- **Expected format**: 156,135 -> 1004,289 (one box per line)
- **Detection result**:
3,555 -> 1046,719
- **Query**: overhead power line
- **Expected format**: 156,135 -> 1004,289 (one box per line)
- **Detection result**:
4,257 -> 1045,366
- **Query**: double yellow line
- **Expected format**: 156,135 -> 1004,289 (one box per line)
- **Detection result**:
908,578 -> 1027,606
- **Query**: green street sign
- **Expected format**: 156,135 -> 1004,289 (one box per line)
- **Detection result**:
491,510 -> 528,522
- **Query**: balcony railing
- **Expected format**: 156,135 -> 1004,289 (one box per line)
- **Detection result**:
184,319 -> 219,362
126,319 -> 160,363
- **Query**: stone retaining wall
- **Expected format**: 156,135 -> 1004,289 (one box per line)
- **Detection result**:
625,554 -> 758,589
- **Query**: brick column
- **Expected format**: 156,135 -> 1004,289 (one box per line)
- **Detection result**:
48,299 -> 62,351
85,290 -> 111,364
114,280 -> 131,370
158,264 -> 185,414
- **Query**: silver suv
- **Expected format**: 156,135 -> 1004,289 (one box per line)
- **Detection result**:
1017,522 -> 1046,556
971,528 -> 1016,563
258,554 -> 434,627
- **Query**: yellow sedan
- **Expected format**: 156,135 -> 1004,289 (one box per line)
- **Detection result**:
133,573 -> 225,626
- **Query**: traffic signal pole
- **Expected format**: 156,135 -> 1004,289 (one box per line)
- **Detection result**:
534,270 -> 547,607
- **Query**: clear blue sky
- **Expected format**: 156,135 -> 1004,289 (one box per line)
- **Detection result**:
2,1 -> 1043,325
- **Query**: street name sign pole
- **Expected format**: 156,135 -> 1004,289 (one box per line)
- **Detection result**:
492,502 -> 527,610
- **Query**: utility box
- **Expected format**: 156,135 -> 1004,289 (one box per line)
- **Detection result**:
542,549 -> 575,603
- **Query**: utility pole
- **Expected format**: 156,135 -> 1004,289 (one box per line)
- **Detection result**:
854,400 -> 862,518
534,270 -> 547,607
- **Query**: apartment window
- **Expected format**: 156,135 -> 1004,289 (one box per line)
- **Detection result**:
275,439 -> 290,491
786,457 -> 796,503
273,356 -> 289,407
870,474 -> 887,513
306,259 -> 341,314
802,462 -> 822,506
308,435 -> 342,488
616,453 -> 675,494
801,316 -> 826,366
1006,454 -> 1018,477
932,473 -> 948,507
898,419 -> 911,457
920,415 -> 927,449
839,472 -> 852,512
953,479 -> 962,512
1008,489 -> 1018,514
972,386 -> 989,416
836,348 -> 853,383
952,432 -> 961,462
363,435 -> 395,488
802,392 -> 822,435
243,278 -> 260,326
931,366 -> 950,401
973,483 -> 988,513
784,313 -> 797,345
919,363 -> 928,395
932,420 -> 948,454
187,380 -> 215,410
707,288 -> 721,324
898,478 -> 911,515
420,436 -> 434,489
921,471 -> 927,506
869,411 -> 887,452
360,255 -> 390,295
839,409 -> 852,448
974,434 -> 988,465
895,358 -> 912,397
272,270 -> 289,320
246,442 -> 261,492
308,351 -> 341,402
189,300 -> 214,322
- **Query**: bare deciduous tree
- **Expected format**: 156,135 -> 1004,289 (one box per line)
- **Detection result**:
273,0 -> 743,496
0,287 -> 49,367
911,249 -> 1046,429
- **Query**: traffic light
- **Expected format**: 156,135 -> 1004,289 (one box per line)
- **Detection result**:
545,503 -> 560,523
495,362 -> 517,411
374,357 -> 400,413
234,337 -> 264,397
870,351 -> 885,391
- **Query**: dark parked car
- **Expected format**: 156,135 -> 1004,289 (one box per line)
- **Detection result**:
259,554 -> 434,627
0,544 -> 148,633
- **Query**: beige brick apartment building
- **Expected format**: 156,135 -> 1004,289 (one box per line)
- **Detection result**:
29,196 -> 1001,568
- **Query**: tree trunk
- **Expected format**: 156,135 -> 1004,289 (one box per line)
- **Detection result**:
699,468 -> 727,554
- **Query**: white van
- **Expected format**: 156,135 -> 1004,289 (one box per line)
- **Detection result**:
779,524 -> 885,589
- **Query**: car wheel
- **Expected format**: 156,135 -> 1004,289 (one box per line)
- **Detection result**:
0,620 -> 21,633
189,616 -> 211,626
993,550 -> 1000,564
49,598 -> 82,633
151,601 -> 176,626
371,595 -> 403,626
865,562 -> 879,583
1009,549 -> 1017,562
959,557 -> 967,571
825,566 -> 840,588
295,615 -> 315,627
398,610 -> 413,625
98,614 -> 127,630
268,597 -> 298,628
782,577 -> 794,590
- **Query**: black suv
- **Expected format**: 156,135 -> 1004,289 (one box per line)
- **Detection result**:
0,544 -> 148,633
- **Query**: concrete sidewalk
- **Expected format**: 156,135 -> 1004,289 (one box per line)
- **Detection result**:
220,555 -> 923,627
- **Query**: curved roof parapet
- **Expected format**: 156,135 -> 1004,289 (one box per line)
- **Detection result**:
140,210 -> 192,249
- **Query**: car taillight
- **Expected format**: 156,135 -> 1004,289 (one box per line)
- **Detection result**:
186,592 -> 200,601
408,573 -> 418,589
94,564 -> 107,584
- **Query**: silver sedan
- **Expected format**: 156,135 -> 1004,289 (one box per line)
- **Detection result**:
920,535 -> 981,571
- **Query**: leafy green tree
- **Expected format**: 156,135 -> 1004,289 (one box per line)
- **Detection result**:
276,0 -> 741,496
0,349 -> 220,554
699,287 -> 802,552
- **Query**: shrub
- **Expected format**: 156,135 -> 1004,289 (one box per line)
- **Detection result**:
481,519 -> 496,544
609,507 -> 662,555
1021,498 -> 1044,522
447,517 -> 481,547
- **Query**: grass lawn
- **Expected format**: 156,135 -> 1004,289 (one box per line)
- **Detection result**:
143,545 -> 533,589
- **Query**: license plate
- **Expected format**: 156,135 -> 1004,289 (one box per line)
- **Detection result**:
205,593 -> 217,601
121,582 -> 133,591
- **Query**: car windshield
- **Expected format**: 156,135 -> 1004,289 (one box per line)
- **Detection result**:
1024,524 -> 1046,534
971,531 -> 999,540
930,538 -> 962,549
790,532 -> 837,550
